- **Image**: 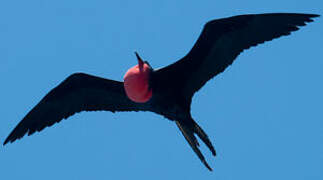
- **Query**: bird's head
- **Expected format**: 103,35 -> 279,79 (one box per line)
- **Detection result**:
123,52 -> 152,103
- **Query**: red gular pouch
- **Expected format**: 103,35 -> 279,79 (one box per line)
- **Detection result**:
123,57 -> 152,103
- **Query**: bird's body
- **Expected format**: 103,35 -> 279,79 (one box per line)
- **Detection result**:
4,13 -> 319,171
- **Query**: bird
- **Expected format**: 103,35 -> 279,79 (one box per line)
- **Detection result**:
3,13 -> 319,171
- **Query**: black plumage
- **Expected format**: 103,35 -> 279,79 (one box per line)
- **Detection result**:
4,13 -> 319,171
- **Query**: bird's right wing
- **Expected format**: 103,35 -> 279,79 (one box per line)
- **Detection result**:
4,73 -> 149,145
155,13 -> 319,100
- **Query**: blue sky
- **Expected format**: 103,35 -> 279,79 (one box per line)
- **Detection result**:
0,0 -> 322,179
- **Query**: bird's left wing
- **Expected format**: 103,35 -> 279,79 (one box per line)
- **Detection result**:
4,73 -> 149,145
155,13 -> 319,100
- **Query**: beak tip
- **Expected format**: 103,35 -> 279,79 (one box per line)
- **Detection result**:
135,52 -> 143,63
134,51 -> 139,59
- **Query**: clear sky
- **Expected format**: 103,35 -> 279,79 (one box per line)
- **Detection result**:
0,0 -> 322,179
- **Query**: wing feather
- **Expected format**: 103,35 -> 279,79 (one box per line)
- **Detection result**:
4,73 -> 148,145
155,13 -> 319,99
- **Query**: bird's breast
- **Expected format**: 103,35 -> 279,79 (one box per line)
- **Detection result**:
123,64 -> 152,103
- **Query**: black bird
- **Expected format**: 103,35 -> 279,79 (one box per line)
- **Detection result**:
4,13 -> 319,171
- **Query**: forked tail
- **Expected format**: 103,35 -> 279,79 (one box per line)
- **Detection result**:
175,119 -> 216,171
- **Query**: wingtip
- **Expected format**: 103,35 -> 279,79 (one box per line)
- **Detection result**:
3,137 -> 12,146
310,14 -> 320,18
3,130 -> 19,146
305,14 -> 320,21
3,140 -> 9,146
303,14 -> 320,24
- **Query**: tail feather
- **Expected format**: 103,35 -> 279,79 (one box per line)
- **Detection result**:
175,119 -> 215,171
193,122 -> 216,156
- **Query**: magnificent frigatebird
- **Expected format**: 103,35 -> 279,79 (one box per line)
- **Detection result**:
3,13 -> 319,171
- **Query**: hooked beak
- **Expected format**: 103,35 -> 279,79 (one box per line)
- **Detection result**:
135,52 -> 144,67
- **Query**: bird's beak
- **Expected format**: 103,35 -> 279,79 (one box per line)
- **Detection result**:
135,52 -> 144,68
